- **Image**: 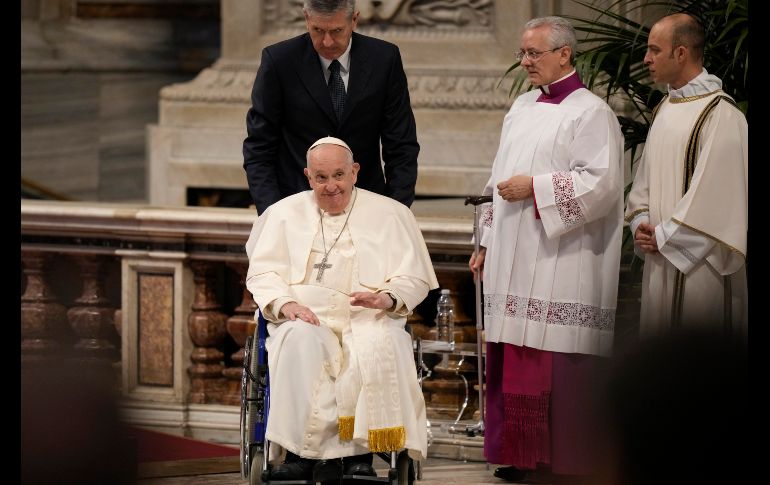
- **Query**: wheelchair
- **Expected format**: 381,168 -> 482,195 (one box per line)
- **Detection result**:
240,312 -> 417,485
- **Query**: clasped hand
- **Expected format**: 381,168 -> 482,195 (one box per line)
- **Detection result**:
634,223 -> 659,254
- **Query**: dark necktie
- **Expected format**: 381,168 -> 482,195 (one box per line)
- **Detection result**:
328,59 -> 346,121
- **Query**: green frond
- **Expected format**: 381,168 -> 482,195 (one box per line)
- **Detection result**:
714,18 -> 746,44
734,29 -> 747,63
744,54 -> 748,86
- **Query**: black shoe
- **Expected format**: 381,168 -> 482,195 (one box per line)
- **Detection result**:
270,452 -> 317,480
344,453 -> 377,477
345,462 -> 377,477
493,465 -> 529,482
313,458 -> 343,482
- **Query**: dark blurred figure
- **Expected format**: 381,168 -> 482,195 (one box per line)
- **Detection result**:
599,330 -> 748,484
21,364 -> 136,484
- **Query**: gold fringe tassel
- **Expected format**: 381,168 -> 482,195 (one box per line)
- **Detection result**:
338,416 -> 355,441
368,426 -> 406,452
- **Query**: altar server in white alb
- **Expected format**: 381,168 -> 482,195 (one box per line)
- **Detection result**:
468,16 -> 624,482
245,136 -> 438,482
625,12 -> 747,337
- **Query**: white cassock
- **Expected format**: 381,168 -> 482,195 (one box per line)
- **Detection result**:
245,188 -> 438,461
480,87 -> 624,357
625,69 -> 748,337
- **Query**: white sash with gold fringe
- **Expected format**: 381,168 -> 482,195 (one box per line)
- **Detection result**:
337,313 -> 406,452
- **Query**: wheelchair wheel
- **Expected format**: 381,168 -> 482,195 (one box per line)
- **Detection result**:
240,335 -> 255,479
241,334 -> 263,480
249,450 -> 264,485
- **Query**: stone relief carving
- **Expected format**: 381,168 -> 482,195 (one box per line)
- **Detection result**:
266,0 -> 493,29
404,0 -> 493,27
407,71 -> 515,110
161,63 -> 515,111
358,0 -> 405,22
411,73 -> 510,95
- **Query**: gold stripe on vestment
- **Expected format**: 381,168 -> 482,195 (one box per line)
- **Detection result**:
670,92 -> 739,331
624,208 -> 649,223
669,89 -> 723,103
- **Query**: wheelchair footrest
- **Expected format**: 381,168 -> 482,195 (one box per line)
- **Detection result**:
341,475 -> 389,482
263,480 -> 314,484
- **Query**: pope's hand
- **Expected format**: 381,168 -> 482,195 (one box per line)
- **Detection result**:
280,301 -> 320,325
350,291 -> 392,310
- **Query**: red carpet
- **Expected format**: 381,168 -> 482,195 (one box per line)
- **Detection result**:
128,427 -> 240,463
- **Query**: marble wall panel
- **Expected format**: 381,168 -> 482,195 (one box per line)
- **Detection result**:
122,257 -> 193,403
138,273 -> 174,386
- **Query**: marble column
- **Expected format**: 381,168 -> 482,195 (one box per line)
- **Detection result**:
67,254 -> 119,366
187,261 -> 228,404
21,250 -> 69,365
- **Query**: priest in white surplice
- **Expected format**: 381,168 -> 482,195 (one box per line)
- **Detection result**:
625,13 -> 747,337
245,137 -> 438,482
469,16 -> 624,481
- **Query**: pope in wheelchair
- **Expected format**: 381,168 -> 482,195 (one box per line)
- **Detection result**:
245,137 -> 438,482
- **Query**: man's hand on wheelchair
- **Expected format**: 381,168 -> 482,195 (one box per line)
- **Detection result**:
280,301 -> 320,325
349,291 -> 392,310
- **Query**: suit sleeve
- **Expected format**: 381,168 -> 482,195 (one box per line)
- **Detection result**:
379,46 -> 419,208
243,48 -> 284,215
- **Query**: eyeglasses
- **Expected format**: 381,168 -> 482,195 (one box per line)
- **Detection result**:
515,46 -> 566,62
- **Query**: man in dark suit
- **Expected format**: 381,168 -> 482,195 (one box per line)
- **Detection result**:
243,0 -> 419,215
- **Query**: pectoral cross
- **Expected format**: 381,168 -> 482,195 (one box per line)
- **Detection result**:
314,256 -> 333,282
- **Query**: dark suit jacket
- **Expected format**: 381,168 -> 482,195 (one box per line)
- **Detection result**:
243,32 -> 419,214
